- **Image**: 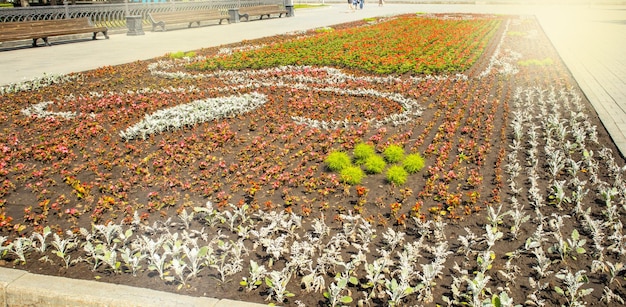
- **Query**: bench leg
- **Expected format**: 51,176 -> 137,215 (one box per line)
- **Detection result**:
43,37 -> 51,47
32,38 -> 38,47
93,30 -> 109,40
154,21 -> 165,31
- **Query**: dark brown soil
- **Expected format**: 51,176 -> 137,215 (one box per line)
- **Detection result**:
0,14 -> 624,306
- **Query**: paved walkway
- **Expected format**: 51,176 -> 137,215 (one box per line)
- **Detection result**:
535,6 -> 626,158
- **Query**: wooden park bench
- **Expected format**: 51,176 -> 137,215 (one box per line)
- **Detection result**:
148,9 -> 229,31
0,17 -> 109,47
238,5 -> 289,21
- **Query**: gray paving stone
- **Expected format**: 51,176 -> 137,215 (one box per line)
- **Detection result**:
214,299 -> 269,307
5,271 -> 219,307
0,267 -> 27,307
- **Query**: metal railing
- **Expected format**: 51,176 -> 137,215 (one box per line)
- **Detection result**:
2,0 -> 624,28
0,0 -> 285,28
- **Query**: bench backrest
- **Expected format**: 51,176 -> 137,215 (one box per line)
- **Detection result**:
240,5 -> 282,12
1,18 -> 94,31
150,9 -> 224,20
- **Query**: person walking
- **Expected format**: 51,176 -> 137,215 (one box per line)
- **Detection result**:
378,0 -> 383,6
359,0 -> 364,9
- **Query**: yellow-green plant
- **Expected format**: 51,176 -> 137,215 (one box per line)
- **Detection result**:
169,51 -> 196,59
383,144 -> 405,163
353,143 -> 376,165
325,151 -> 352,172
506,31 -> 526,36
341,166 -> 365,185
518,58 -> 553,66
386,165 -> 408,185
315,26 -> 334,33
403,153 -> 425,174
363,155 -> 386,174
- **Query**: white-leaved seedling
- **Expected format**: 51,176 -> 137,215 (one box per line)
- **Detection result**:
8,237 -> 32,264
486,204 -> 506,231
457,227 -> 479,258
169,257 -> 189,288
531,246 -> 553,279
323,275 -> 356,307
385,277 -> 414,307
363,256 -> 392,301
51,233 -> 76,268
119,246 -> 145,276
554,269 -> 593,307
194,201 -> 225,227
476,250 -> 495,275
31,226 -> 52,254
416,261 -> 444,303
93,222 -> 122,247
464,271 -> 492,307
148,251 -> 171,280
506,200 -> 530,240
240,260 -> 267,292
484,224 -> 504,249
183,245 -> 209,278
0,236 -> 10,259
548,180 -> 569,209
382,228 -> 405,253
120,92 -> 268,140
265,268 -> 295,303
490,291 -> 522,307
177,208 -> 194,230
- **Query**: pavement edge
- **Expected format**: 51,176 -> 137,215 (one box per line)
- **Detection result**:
0,267 -> 267,307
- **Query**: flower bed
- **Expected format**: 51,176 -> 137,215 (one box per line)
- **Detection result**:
0,13 -> 625,306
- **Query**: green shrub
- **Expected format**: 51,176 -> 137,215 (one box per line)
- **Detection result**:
517,57 -> 553,66
386,165 -> 408,185
363,155 -> 386,174
169,51 -> 196,59
340,166 -> 365,185
314,26 -> 334,33
383,144 -> 405,163
294,3 -> 328,9
353,143 -> 376,165
325,151 -> 351,172
169,51 -> 185,59
506,31 -> 526,37
403,153 -> 425,174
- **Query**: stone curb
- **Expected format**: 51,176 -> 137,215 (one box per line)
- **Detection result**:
0,267 -> 267,307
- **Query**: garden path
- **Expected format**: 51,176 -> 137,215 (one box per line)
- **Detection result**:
534,5 -> 626,158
